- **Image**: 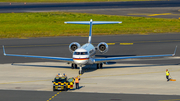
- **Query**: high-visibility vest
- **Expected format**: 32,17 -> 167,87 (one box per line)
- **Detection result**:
75,78 -> 79,83
166,71 -> 169,76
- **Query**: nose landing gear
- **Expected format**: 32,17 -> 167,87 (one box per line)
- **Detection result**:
79,65 -> 82,75
71,63 -> 83,75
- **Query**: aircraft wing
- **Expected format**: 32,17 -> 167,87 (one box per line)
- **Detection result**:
2,46 -> 73,62
94,46 -> 177,63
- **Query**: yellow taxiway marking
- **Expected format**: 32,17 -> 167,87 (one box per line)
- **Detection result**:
47,91 -> 61,101
148,13 -> 172,16
80,36 -> 88,37
3,39 -> 180,48
128,13 -> 150,15
120,43 -> 133,45
134,40 -> 180,43
107,43 -> 115,45
159,99 -> 180,101
18,37 -> 29,39
128,13 -> 180,17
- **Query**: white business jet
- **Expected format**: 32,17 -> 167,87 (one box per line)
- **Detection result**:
3,19 -> 177,74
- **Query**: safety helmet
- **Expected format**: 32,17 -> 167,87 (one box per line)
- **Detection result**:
63,73 -> 65,75
166,69 -> 168,71
58,73 -> 60,75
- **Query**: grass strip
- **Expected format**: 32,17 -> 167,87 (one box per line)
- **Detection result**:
0,12 -> 180,38
0,0 -> 160,3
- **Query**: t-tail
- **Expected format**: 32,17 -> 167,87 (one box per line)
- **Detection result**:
64,19 -> 122,43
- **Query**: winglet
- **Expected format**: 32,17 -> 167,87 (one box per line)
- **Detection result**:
173,46 -> 177,56
2,45 -> 6,56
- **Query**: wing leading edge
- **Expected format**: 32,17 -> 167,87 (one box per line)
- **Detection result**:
2,46 -> 73,62
94,46 -> 177,63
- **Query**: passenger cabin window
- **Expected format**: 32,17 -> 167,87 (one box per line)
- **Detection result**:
74,52 -> 88,55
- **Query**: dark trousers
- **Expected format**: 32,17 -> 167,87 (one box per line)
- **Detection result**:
76,83 -> 79,89
166,76 -> 169,81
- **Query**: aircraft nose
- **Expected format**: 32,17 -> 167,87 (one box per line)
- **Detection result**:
73,58 -> 88,65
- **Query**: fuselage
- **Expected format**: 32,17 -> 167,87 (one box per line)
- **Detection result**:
73,43 -> 96,65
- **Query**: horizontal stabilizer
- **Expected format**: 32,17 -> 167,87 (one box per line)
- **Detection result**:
65,19 -> 122,43
64,21 -> 122,25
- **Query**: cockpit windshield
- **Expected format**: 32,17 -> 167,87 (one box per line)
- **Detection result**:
74,52 -> 88,55
81,52 -> 88,55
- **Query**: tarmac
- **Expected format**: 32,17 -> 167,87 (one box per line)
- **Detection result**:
0,62 -> 180,95
0,1 -> 180,18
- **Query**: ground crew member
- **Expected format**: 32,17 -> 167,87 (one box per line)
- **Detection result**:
63,73 -> 67,76
166,69 -> 170,81
57,73 -> 63,77
74,76 -> 80,89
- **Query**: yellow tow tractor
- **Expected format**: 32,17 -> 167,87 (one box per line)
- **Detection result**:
52,76 -> 74,91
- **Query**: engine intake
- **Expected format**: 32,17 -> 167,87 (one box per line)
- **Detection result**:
97,42 -> 108,54
69,42 -> 81,53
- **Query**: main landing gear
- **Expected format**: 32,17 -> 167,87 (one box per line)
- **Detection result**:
71,63 -> 77,69
97,63 -> 103,69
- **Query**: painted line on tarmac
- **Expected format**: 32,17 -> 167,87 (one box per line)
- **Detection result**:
47,91 -> 61,101
18,37 -> 29,39
128,13 -> 180,17
134,40 -> 180,44
2,39 -> 180,48
120,43 -> 133,45
148,13 -> 172,16
81,68 -> 180,79
0,79 -> 51,85
107,43 -> 115,45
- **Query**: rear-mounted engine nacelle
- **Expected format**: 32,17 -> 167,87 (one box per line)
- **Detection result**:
69,42 -> 81,53
97,42 -> 108,54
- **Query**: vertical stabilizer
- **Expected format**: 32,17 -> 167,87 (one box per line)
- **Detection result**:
88,19 -> 93,43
